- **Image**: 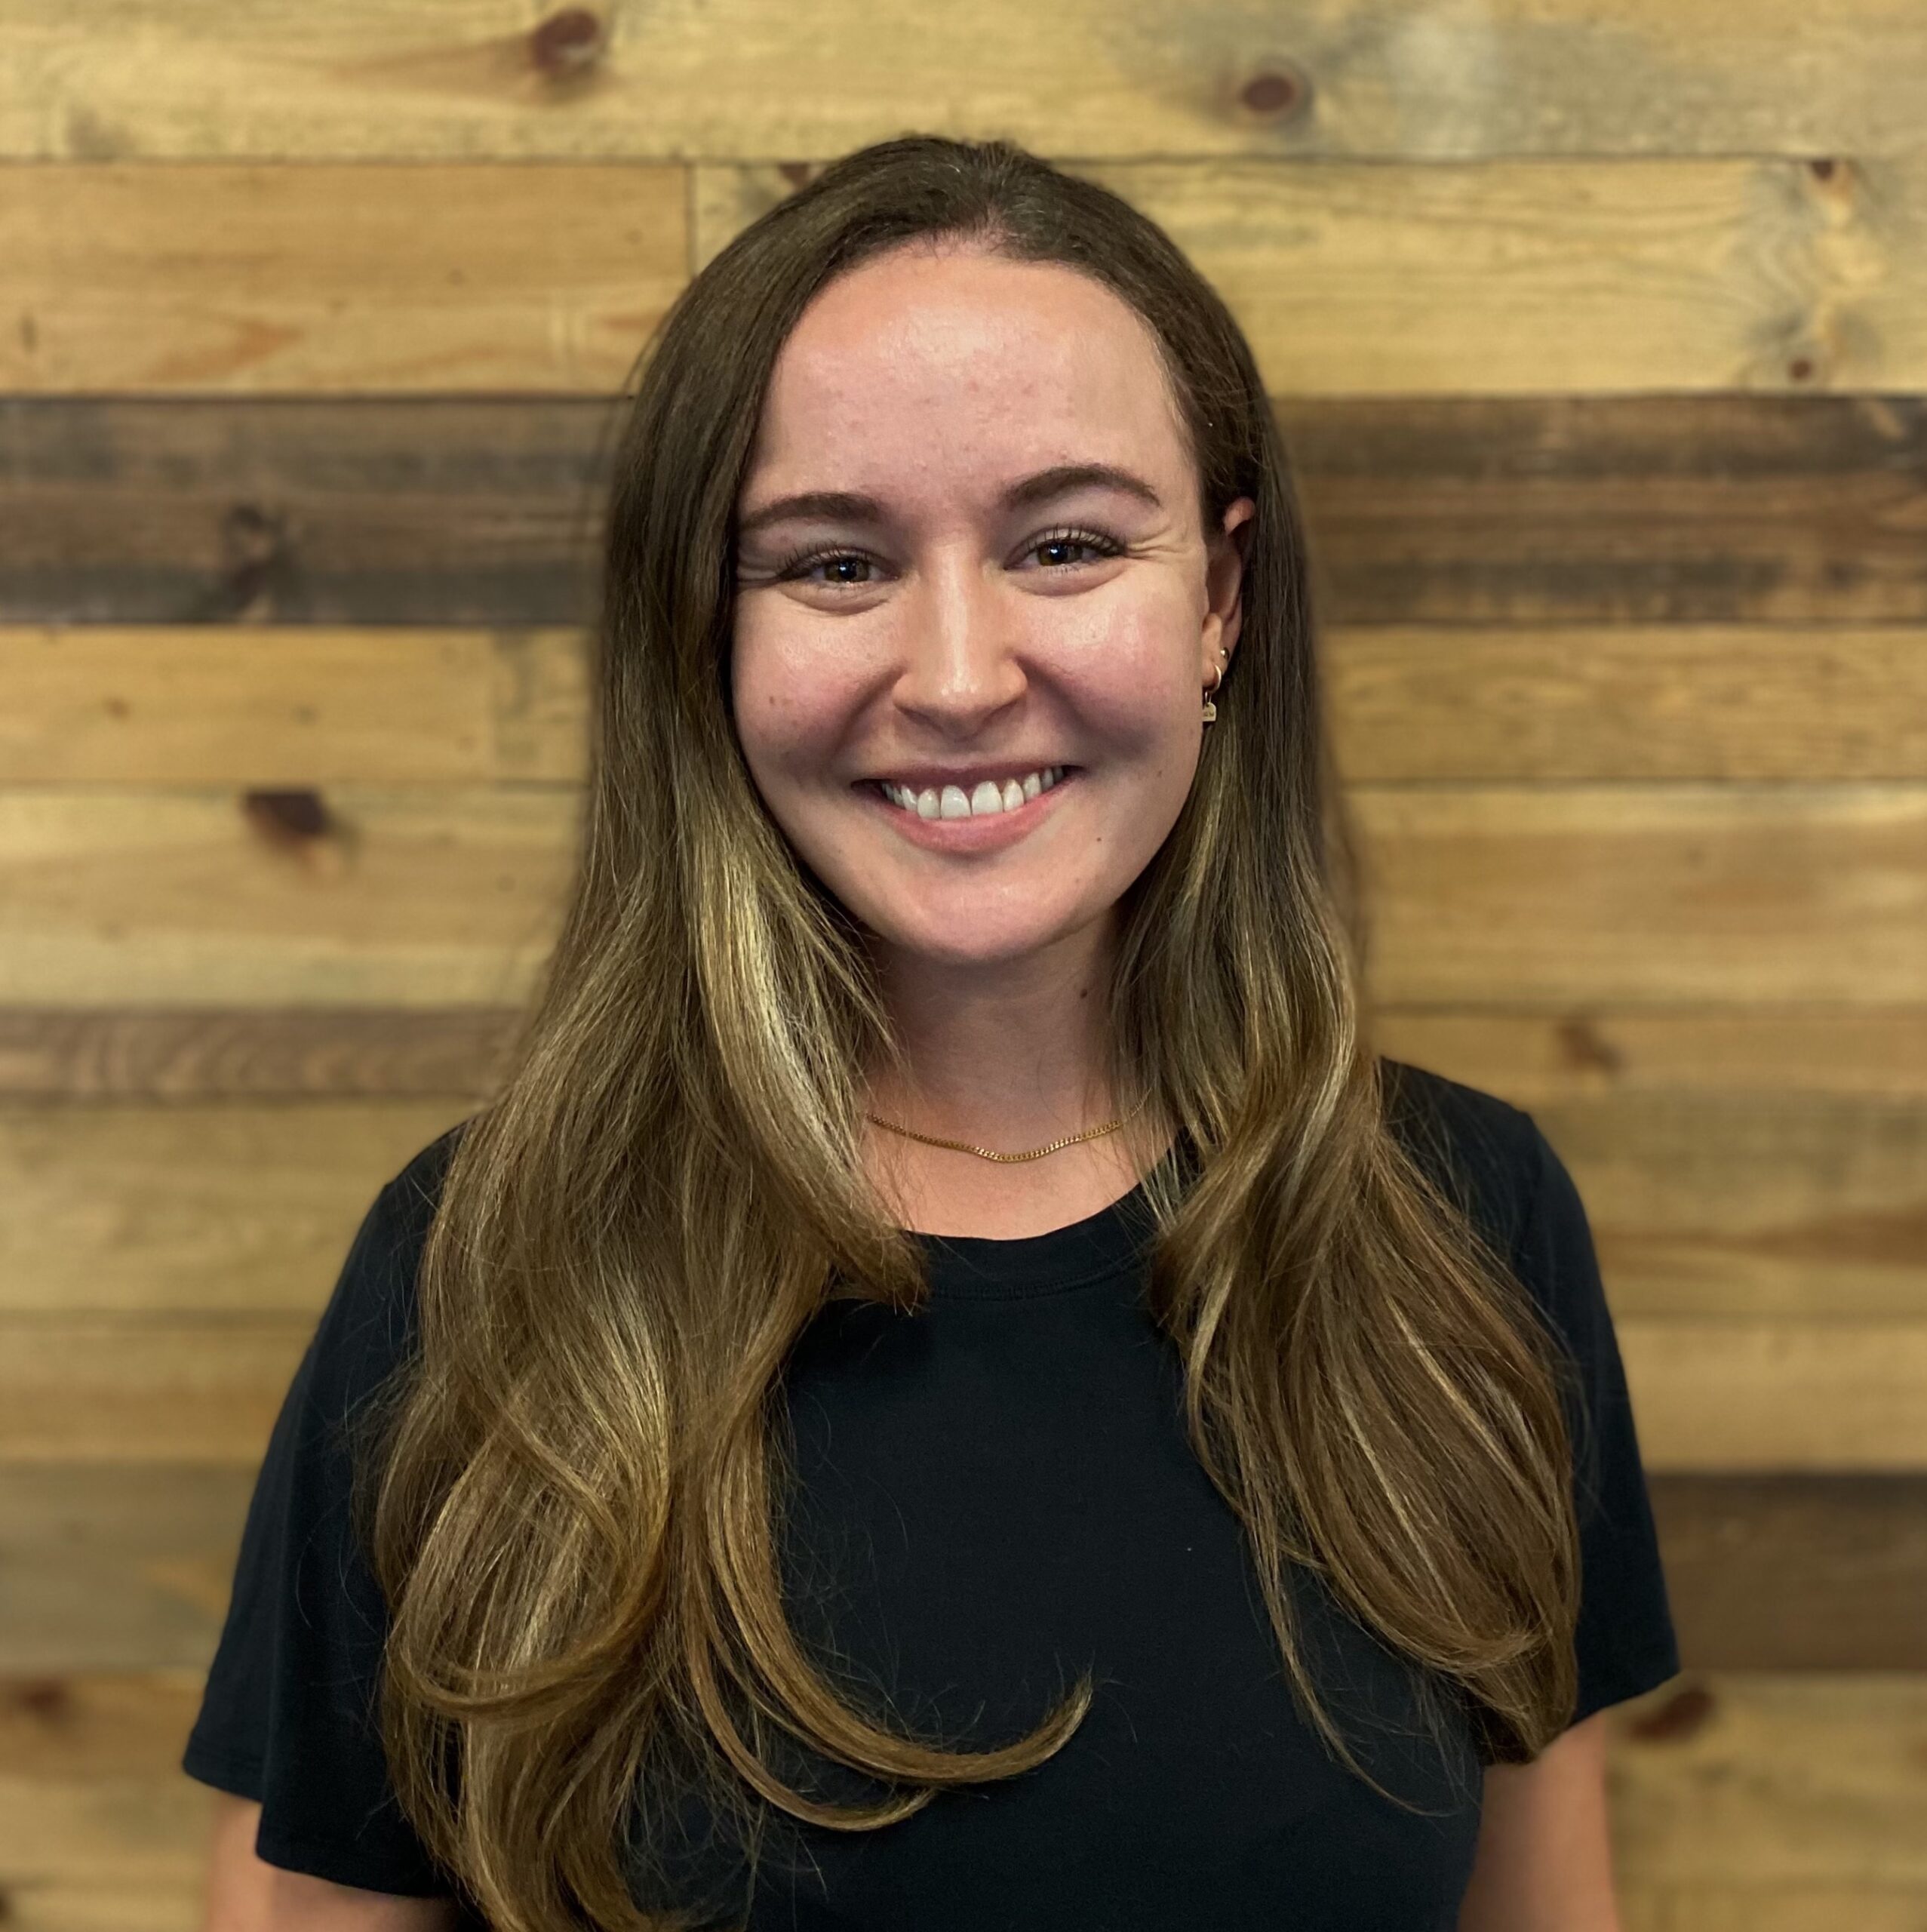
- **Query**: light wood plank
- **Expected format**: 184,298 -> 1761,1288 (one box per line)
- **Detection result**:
0,1310 -> 1922,1469
0,1675 -> 215,1932
1359,783 -> 1927,1005
1528,1090 -> 1927,1320
1621,1890 -> 1927,1932
0,627 -> 584,785
0,164 -> 686,393
0,1318 -> 312,1465
1,783 -> 1921,1008
1326,626 -> 1927,783
7,153 -> 1926,393
1621,1321 -> 1927,1470
1612,1675 -> 1927,1886
7,622 -> 1925,787
1372,1006 -> 1927,1106
0,785 -> 576,1006
5,1080 -> 1921,1320
706,153 -> 1927,395
2,1 -> 1923,161
0,1102 -> 468,1315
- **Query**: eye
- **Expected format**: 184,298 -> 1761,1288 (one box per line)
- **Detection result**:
770,525 -> 1126,592
1022,525 -> 1127,571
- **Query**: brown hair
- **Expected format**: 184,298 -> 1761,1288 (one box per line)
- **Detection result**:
358,134 -> 1581,1932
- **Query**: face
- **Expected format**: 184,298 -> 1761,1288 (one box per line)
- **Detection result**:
730,242 -> 1252,992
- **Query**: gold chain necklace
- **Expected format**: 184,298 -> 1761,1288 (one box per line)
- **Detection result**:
863,1093 -> 1151,1164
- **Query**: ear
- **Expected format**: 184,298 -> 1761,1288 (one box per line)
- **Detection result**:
1202,496 -> 1256,678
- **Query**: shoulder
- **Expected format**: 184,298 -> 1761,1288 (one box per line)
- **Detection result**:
302,1117 -> 474,1415
1378,1056 -> 1547,1269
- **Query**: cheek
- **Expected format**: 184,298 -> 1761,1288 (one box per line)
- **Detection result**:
730,618 -> 868,775
1054,608 -> 1196,740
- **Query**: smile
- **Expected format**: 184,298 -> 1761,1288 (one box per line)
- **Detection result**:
855,766 -> 1081,852
876,765 -> 1072,820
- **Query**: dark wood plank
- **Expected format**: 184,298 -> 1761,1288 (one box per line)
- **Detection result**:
0,1007 -> 517,1100
5,395 -> 1927,626
1288,393 -> 1927,625
0,1465 -> 1920,1673
1651,1474 -> 1927,1672
0,396 -> 612,626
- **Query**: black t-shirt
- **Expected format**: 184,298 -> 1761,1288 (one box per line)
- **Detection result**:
181,1060 -> 1680,1930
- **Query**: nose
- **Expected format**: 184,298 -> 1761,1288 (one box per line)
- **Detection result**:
886,548 -> 1029,734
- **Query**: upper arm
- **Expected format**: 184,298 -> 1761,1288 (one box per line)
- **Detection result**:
1455,1712 -> 1620,1932
203,1795 -> 459,1932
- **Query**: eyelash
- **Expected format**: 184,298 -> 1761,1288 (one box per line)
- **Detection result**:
772,525 -> 1125,590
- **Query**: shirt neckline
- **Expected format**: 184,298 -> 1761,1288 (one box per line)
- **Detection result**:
902,1151 -> 1191,1302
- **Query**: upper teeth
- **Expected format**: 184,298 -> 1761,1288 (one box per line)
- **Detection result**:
881,767 -> 1068,820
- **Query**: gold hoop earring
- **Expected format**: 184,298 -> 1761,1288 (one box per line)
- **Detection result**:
1201,647 -> 1228,726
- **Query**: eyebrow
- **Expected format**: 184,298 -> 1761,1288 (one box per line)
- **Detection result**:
735,461 -> 1163,539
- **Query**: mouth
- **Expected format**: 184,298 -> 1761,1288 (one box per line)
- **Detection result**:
853,765 -> 1083,849
862,764 -> 1078,821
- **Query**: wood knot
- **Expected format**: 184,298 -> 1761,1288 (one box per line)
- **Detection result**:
1624,1680 -> 1715,1743
529,8 -> 606,78
1554,1014 -> 1622,1078
243,788 -> 333,850
1788,355 -> 1815,382
1240,64 -> 1311,121
5,1677 -> 72,1723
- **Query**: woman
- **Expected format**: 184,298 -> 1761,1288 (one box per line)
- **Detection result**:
186,135 -> 1680,1932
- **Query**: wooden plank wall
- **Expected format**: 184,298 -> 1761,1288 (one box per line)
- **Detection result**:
2,5 -> 1923,1927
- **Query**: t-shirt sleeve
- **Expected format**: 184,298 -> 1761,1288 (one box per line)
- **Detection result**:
1511,1114 -> 1683,1728
180,1164 -> 464,1899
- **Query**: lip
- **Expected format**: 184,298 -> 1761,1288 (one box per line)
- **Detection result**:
854,768 -> 1081,853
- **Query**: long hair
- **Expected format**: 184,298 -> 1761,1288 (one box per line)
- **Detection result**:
359,134 -> 1581,1932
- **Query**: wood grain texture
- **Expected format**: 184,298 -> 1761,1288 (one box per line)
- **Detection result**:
1618,1321 -> 1927,1470
0,780 -> 1919,1008
14,392 -> 1927,626
0,165 -> 687,393
5,1464 -> 1922,1676
5,1672 -> 1925,1932
0,397 -> 611,627
0,1309 -> 1920,1469
0,628 -> 586,785
0,785 -> 577,1007
1612,1675 -> 1927,1886
1,0 -> 1922,160
0,1467 -> 253,1672
1326,626 -> 1927,783
6,620 -> 1925,786
7,155 -> 1924,393
1373,1006 -> 1927,1105
1652,1475 -> 1927,1672
2,1008 -> 1923,1103
1356,783 -> 1927,1004
0,1101 -> 472,1314
0,1007 -> 520,1101
705,154 -> 1926,395
8,394 -> 1925,628
3,1077 -> 1920,1319
0,1674 -> 214,1932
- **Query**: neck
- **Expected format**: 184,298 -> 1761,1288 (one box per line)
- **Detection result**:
861,919 -> 1123,1152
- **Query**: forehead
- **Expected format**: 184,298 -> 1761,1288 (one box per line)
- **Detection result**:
743,248 -> 1190,494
